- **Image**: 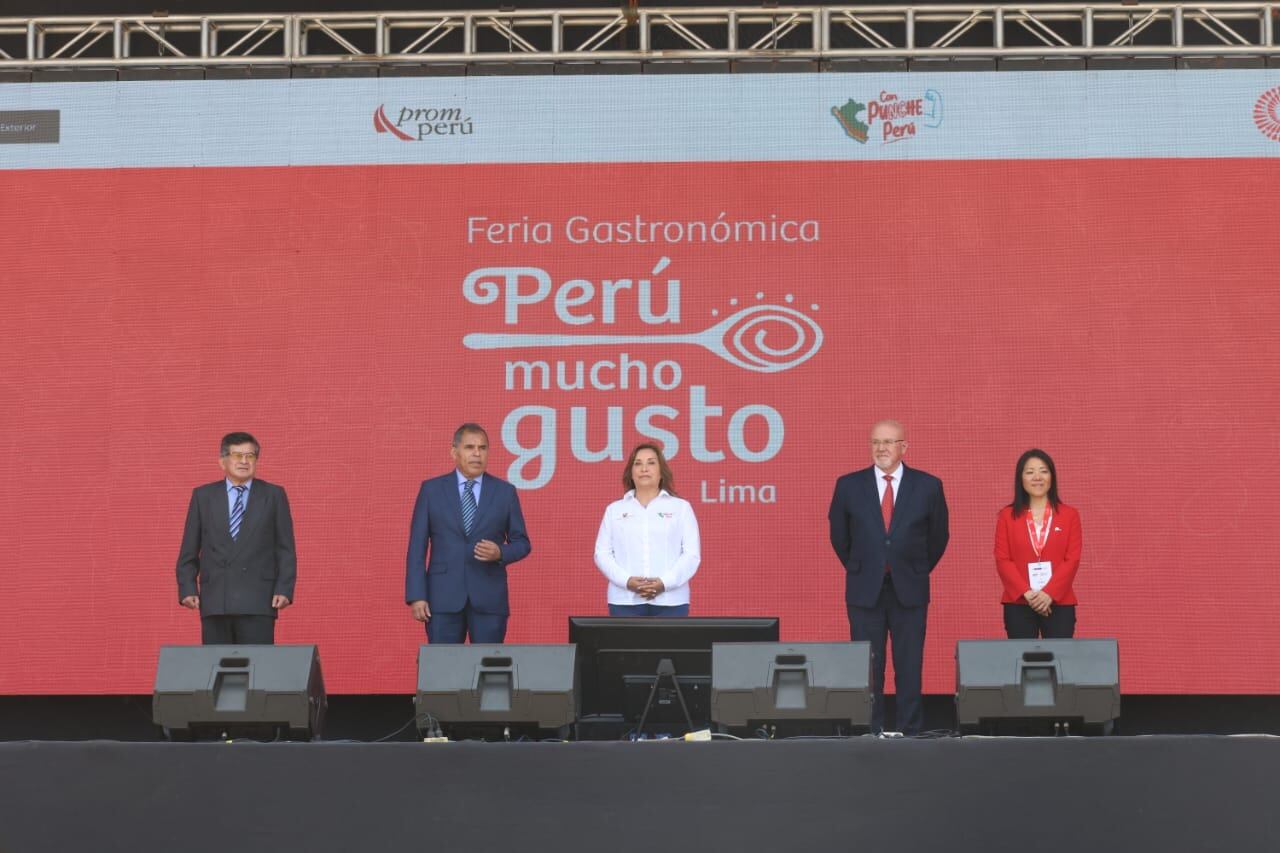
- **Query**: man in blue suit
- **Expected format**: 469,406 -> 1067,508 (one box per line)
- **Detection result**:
406,423 -> 532,644
828,419 -> 948,735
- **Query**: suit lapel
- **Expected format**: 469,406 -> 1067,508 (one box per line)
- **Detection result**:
235,480 -> 268,546
889,466 -> 914,534
861,468 -> 881,520
444,473 -> 467,535
470,474 -> 498,532
211,481 -> 234,546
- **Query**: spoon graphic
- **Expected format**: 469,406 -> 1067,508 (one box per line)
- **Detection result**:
462,304 -> 823,373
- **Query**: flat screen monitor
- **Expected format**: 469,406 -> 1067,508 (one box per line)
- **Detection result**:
568,616 -> 781,731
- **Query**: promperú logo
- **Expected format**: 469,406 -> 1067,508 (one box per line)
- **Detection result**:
374,104 -> 473,141
1254,86 -> 1280,142
832,89 -> 943,145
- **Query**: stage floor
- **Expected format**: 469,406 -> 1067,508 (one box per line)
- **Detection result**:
1,736 -> 1275,852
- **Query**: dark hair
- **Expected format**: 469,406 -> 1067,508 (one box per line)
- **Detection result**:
1010,448 -> 1060,517
220,432 -> 260,457
452,423 -> 489,446
622,443 -> 677,496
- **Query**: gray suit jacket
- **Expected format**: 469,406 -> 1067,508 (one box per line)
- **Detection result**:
176,478 -> 297,616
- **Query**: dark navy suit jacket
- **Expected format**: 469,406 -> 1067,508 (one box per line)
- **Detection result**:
405,471 -> 531,615
828,464 -> 949,608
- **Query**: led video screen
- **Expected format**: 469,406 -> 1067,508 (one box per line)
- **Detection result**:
3,71 -> 1278,693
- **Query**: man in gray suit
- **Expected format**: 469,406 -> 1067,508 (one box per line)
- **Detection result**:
176,432 -> 297,644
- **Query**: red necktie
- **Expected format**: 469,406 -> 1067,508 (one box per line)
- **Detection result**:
881,474 -> 894,531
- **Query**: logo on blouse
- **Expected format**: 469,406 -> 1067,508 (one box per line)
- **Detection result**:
658,512 -> 674,519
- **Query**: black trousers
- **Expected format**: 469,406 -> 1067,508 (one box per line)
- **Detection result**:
1003,603 -> 1076,639
201,615 -> 276,645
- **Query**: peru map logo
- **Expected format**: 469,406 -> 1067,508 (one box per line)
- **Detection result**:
832,90 -> 943,145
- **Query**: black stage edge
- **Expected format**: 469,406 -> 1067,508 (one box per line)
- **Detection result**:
2,694 -> 1280,740
1,737 -> 1277,852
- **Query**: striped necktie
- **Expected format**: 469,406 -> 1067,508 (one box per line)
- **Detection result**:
230,485 -> 247,540
461,479 -> 477,535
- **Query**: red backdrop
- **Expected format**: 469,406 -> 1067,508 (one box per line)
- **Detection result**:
3,159 -> 1278,694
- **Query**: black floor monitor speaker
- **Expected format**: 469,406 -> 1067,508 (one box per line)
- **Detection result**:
711,642 -> 873,736
955,639 -> 1120,735
153,644 -> 326,741
415,644 -> 577,740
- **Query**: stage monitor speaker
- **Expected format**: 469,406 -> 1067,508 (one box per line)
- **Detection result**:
711,642 -> 872,735
415,644 -> 577,740
955,639 -> 1120,735
153,644 -> 326,741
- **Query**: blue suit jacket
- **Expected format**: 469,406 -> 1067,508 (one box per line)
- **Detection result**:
405,471 -> 531,615
828,464 -> 949,608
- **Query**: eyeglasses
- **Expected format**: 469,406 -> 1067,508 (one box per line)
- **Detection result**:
869,439 -> 904,448
225,451 -> 258,462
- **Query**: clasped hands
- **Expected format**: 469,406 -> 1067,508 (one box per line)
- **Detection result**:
626,576 -> 666,600
1023,589 -> 1053,616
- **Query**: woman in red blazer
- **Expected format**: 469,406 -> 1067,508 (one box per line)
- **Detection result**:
994,448 -> 1081,639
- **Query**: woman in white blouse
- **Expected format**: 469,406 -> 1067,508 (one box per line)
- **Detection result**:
593,443 -> 701,616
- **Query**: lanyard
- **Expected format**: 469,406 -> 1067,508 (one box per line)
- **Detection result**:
1026,507 -> 1053,559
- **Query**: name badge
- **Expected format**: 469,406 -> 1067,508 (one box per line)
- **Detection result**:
1028,561 -> 1052,592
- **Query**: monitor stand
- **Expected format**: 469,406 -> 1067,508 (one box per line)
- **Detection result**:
635,657 -> 695,736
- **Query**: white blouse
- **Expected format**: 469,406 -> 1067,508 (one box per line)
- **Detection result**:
593,489 -> 701,606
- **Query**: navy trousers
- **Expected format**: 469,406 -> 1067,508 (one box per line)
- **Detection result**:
426,604 -> 508,644
848,574 -> 928,736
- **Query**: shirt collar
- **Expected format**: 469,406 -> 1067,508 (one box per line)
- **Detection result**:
456,470 -> 483,486
623,488 -> 669,502
226,478 -> 253,491
876,463 -> 904,482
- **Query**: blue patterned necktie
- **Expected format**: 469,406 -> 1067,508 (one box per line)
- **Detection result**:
461,479 -> 477,536
230,485 -> 247,540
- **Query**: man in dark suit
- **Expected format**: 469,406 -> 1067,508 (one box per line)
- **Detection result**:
828,419 -> 948,735
176,432 -> 297,645
406,423 -> 532,644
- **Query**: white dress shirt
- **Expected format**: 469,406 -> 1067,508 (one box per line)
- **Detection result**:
875,463 -> 903,504
593,490 -> 701,606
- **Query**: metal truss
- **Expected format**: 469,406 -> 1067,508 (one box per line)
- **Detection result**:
0,4 -> 1277,70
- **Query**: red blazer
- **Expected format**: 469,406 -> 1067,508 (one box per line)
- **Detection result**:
994,503 -> 1081,605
